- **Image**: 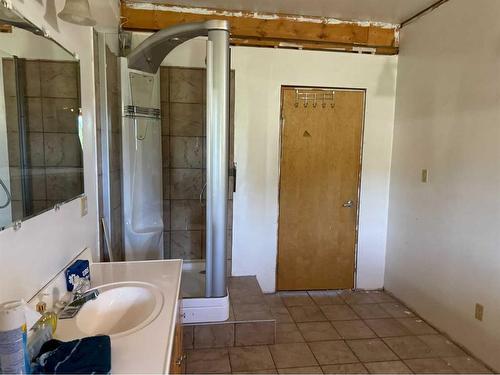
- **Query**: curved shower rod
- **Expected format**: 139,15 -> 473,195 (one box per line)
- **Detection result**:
127,20 -> 229,74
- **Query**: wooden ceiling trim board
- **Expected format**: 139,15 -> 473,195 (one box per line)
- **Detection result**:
0,24 -> 13,33
121,1 -> 399,55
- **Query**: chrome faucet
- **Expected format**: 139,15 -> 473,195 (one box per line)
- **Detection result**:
59,278 -> 99,319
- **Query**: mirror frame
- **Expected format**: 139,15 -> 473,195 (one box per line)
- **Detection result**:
0,5 -> 85,232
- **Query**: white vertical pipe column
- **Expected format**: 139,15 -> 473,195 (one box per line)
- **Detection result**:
206,27 -> 230,298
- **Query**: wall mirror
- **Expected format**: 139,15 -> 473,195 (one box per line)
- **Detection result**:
0,5 -> 83,231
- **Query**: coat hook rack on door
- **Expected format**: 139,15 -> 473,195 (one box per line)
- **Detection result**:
294,88 -> 335,108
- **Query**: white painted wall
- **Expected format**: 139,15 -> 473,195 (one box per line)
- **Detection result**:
0,27 -> 74,60
232,48 -> 397,292
0,0 -> 117,302
141,32 -> 399,292
385,0 -> 500,371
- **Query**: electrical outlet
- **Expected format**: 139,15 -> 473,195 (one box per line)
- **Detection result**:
81,195 -> 88,217
421,169 -> 429,183
475,303 -> 484,321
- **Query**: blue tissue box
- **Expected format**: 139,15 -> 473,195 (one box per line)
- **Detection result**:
65,260 -> 90,292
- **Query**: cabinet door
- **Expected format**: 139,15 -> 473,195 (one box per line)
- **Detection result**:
170,318 -> 185,373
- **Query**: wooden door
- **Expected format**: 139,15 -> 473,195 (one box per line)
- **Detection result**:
277,87 -> 365,291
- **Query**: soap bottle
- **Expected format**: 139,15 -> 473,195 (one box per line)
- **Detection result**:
34,302 -> 57,333
27,302 -> 58,362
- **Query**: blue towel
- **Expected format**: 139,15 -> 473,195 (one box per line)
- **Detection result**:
31,335 -> 111,374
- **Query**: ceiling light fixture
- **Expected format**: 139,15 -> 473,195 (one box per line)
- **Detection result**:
58,0 -> 96,27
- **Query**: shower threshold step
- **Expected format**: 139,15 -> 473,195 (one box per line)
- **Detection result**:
183,276 -> 277,349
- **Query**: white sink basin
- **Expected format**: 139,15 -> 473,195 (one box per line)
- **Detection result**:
73,281 -> 164,338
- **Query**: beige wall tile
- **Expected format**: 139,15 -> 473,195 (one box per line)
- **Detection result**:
171,199 -> 204,231
170,169 -> 203,199
169,68 -> 203,103
40,61 -> 78,98
171,230 -> 202,259
44,133 -> 82,167
41,98 -> 79,133
170,136 -> 203,168
170,103 -> 203,136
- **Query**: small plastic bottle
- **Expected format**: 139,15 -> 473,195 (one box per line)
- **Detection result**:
27,302 -> 58,362
0,300 -> 31,374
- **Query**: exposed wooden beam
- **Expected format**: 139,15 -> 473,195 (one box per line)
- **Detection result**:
120,2 -> 399,55
0,24 -> 13,33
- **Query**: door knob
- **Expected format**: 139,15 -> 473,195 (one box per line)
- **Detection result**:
342,200 -> 354,208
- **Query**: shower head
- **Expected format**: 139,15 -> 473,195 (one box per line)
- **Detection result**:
127,20 -> 230,74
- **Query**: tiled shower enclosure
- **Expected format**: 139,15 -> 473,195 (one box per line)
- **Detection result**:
160,67 -> 234,269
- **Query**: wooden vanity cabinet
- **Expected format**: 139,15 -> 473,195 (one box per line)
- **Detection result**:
170,303 -> 185,374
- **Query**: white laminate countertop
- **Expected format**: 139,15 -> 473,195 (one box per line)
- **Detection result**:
57,260 -> 183,374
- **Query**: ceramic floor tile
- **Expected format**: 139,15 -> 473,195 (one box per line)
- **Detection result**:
183,325 -> 194,349
277,366 -> 323,374
229,346 -> 275,372
364,360 -> 412,374
364,318 -> 412,337
280,292 -> 315,307
365,291 -> 396,303
229,276 -> 261,290
378,302 -> 415,318
405,358 -> 456,374
308,290 -> 345,305
269,343 -> 318,369
342,292 -> 377,305
288,305 -> 328,322
332,320 -> 377,340
235,322 -> 275,346
297,322 -> 341,342
264,294 -> 285,307
346,339 -> 398,362
396,318 -> 437,335
232,303 -> 273,321
418,334 -> 467,357
308,340 -> 359,365
186,348 -> 231,374
351,304 -> 392,319
320,305 -> 359,321
270,306 -> 294,323
443,356 -> 492,374
230,292 -> 266,306
234,369 -> 277,374
322,363 -> 368,374
383,336 -> 433,359
276,323 -> 305,344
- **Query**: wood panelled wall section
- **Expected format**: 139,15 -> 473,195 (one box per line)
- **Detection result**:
120,2 -> 398,55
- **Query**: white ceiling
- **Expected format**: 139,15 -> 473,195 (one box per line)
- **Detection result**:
130,0 -> 439,24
